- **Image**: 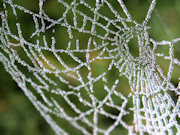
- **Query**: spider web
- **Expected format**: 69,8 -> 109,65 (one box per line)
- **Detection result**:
0,0 -> 180,134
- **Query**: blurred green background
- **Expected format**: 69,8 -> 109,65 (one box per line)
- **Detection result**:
0,0 -> 180,135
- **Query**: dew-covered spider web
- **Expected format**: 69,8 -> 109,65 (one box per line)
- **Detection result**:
0,0 -> 180,134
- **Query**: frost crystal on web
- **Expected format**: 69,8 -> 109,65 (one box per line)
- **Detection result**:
0,0 -> 180,134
